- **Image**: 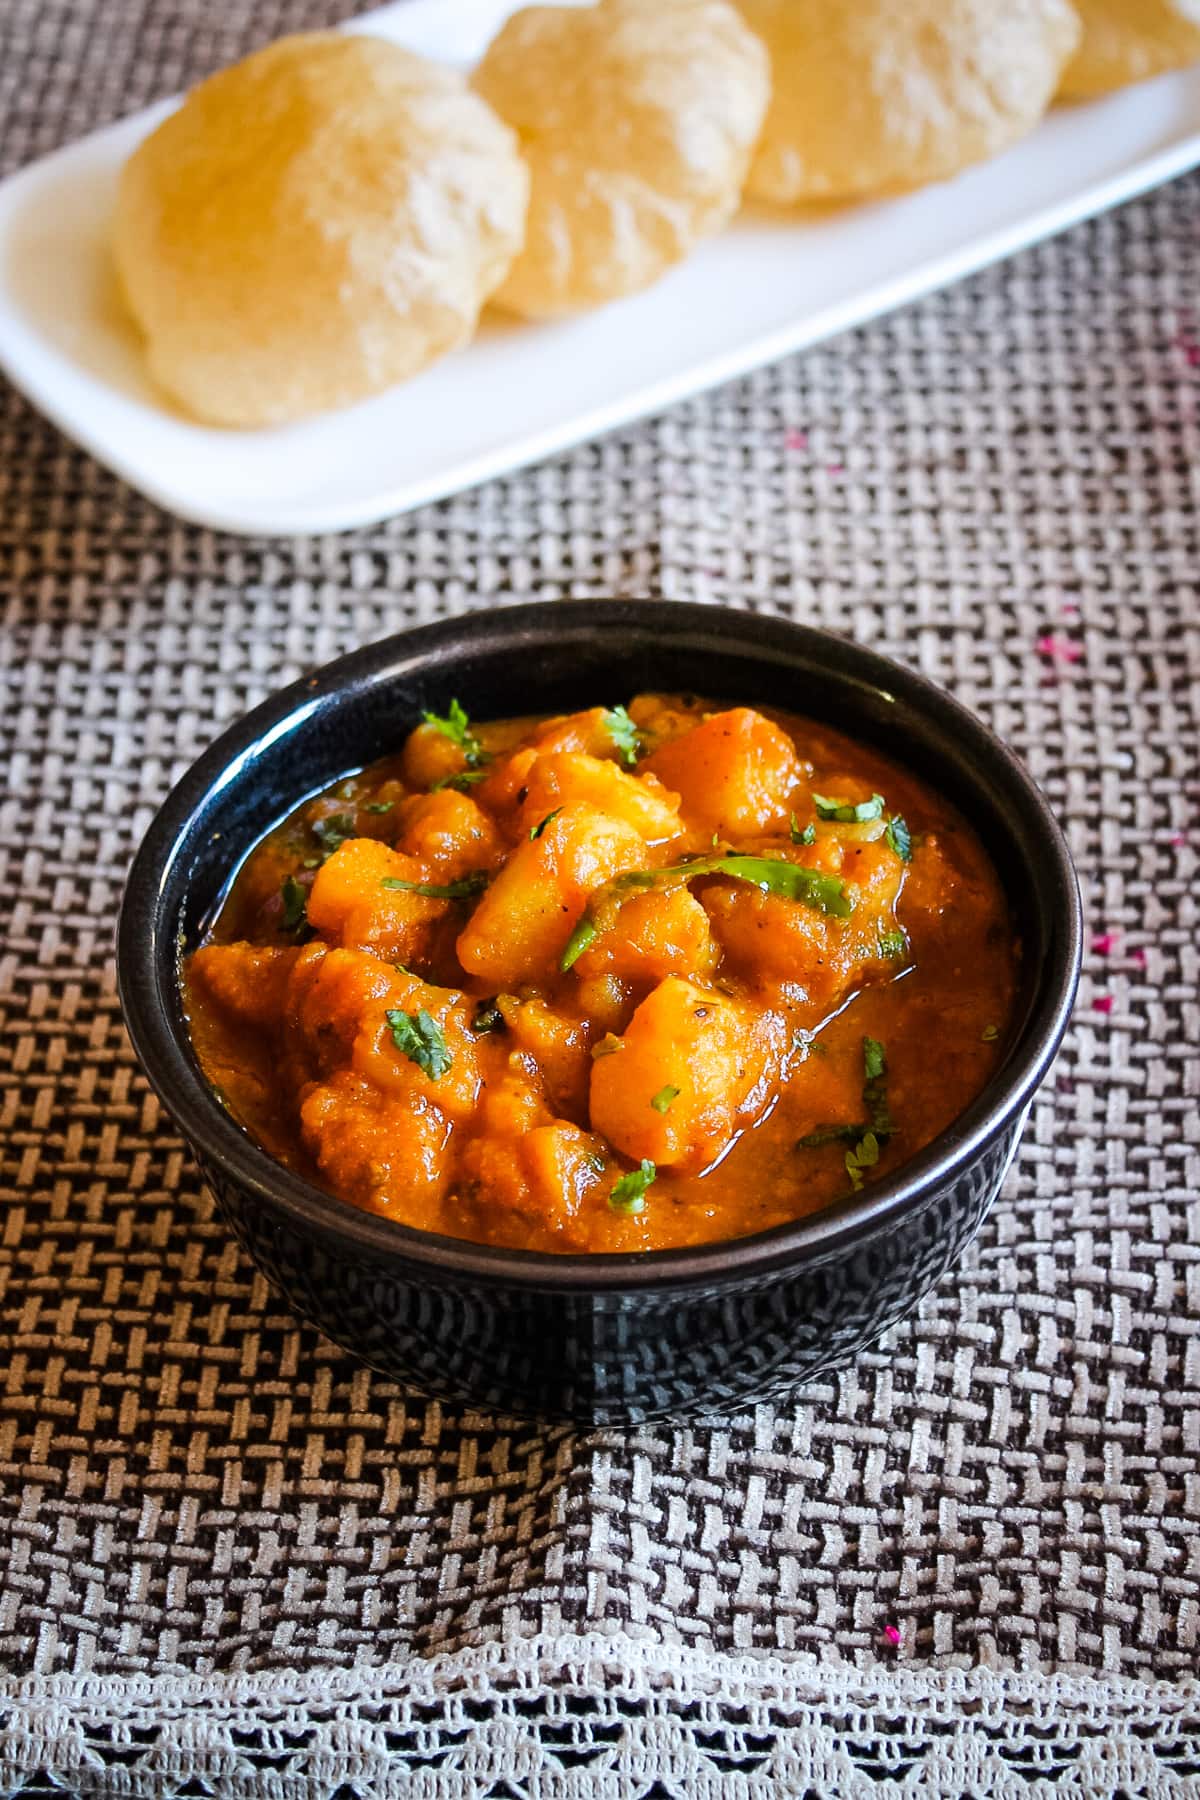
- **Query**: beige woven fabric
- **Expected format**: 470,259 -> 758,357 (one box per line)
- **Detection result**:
2,0 -> 1200,1790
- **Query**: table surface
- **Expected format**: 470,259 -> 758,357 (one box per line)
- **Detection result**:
1,2 -> 1199,1794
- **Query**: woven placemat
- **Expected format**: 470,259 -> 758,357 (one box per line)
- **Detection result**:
2,0 -> 1200,1791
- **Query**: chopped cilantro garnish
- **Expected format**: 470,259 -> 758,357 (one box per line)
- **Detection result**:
845,1130 -> 881,1193
430,769 -> 488,793
878,930 -> 907,961
280,874 -> 308,932
609,1159 -> 656,1214
642,855 -> 850,912
981,1023 -> 1000,1043
471,1000 -> 505,1035
666,853 -> 854,916
312,811 -> 358,857
530,807 -> 563,841
591,1033 -> 624,1059
563,852 -> 854,970
790,813 -> 816,845
386,1007 -> 452,1080
604,705 -> 641,768
712,854 -> 851,914
421,698 -> 486,768
862,1036 -> 893,1137
363,800 -> 394,814
813,792 -> 886,824
797,1123 -> 863,1149
560,917 -> 598,971
797,1036 -> 893,1154
651,1085 -> 680,1114
380,871 -> 489,901
886,814 -> 912,861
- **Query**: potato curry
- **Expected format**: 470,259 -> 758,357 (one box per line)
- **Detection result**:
185,693 -> 1018,1252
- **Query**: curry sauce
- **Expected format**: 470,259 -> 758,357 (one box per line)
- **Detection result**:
185,693 -> 1018,1252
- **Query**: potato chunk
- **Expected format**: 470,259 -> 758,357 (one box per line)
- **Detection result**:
476,708 -> 643,815
642,708 -> 805,836
460,1118 -> 607,1245
574,885 -> 717,987
627,692 -> 707,752
498,995 -> 595,1119
517,753 -> 682,844
400,721 -> 476,792
286,944 -> 401,1073
589,975 -> 783,1171
189,942 -> 300,1030
702,837 -> 904,1008
353,977 -> 485,1126
299,1072 -> 453,1219
395,788 -> 505,876
456,802 -> 645,987
307,837 -> 458,964
285,947 -> 485,1124
528,707 -> 629,760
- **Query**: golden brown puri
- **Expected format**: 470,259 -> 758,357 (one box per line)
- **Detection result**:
114,33 -> 527,426
472,0 -> 769,318
735,0 -> 1081,205
1058,0 -> 1200,98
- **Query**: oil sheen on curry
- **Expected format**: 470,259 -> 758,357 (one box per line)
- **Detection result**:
185,694 -> 1018,1253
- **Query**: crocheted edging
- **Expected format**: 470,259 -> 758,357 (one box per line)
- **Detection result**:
3,1635 -> 1199,1800
4,1631 -> 1199,1716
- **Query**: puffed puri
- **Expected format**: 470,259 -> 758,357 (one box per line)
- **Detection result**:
113,33 -> 529,428
472,0 -> 771,319
1058,0 -> 1200,98
735,0 -> 1083,205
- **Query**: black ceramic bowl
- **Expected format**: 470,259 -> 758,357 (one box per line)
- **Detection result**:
119,601 -> 1081,1425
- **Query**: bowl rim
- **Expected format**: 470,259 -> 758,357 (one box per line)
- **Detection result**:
118,599 -> 1083,1293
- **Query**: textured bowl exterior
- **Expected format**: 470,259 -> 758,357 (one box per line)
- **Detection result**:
118,601 -> 1081,1424
197,1118 -> 1021,1423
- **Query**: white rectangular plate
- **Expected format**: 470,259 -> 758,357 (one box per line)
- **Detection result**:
1,0 -> 1198,537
